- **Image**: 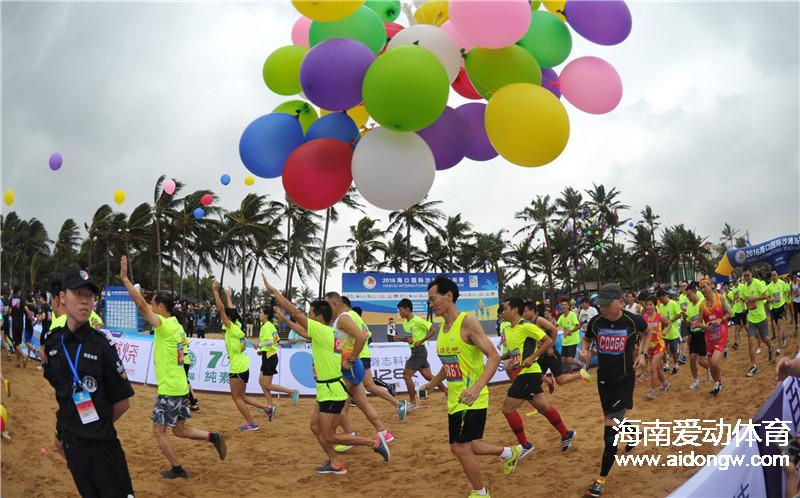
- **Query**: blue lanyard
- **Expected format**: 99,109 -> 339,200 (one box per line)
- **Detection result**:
60,335 -> 83,389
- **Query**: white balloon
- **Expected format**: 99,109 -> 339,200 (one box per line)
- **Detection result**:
352,128 -> 436,211
386,24 -> 461,83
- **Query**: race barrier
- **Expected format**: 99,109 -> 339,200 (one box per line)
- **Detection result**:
669,353 -> 799,498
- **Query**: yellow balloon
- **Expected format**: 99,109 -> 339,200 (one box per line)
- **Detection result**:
292,0 -> 364,22
244,175 -> 255,186
543,0 -> 566,21
414,0 -> 448,26
321,104 -> 369,128
3,189 -> 14,206
113,189 -> 126,205
485,83 -> 570,167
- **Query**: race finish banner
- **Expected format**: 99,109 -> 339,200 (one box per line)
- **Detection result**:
342,272 -> 499,338
103,285 -> 143,338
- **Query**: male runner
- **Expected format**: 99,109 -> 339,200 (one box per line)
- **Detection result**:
726,278 -> 747,350
685,282 -> 710,390
581,284 -> 650,498
420,276 -> 522,498
699,279 -> 731,396
398,298 -> 445,409
767,270 -> 788,349
656,289 -> 682,375
557,297 -> 582,372
524,302 -> 591,388
741,268 -> 774,377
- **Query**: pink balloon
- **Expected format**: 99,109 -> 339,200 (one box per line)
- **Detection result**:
559,56 -> 622,114
163,178 -> 176,195
449,0 -> 531,49
291,17 -> 311,48
440,20 -> 474,54
200,193 -> 213,206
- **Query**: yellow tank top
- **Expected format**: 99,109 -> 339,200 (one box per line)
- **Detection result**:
436,312 -> 490,414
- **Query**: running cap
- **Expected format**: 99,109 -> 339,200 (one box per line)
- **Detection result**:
596,284 -> 624,305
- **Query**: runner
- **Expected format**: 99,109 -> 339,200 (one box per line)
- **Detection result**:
211,280 -> 271,430
624,292 -> 641,314
397,298 -> 444,410
656,289 -> 682,375
699,278 -> 731,396
120,256 -> 226,478
726,278 -> 747,351
323,292 -> 397,446
419,276 -> 523,498
22,295 -> 37,367
498,309 -> 542,412
340,296 -> 406,419
9,287 -> 24,368
524,301 -> 591,389
642,296 -> 670,399
557,297 -> 582,373
500,297 -> 576,459
767,270 -> 789,350
741,268 -> 774,377
580,284 -> 650,498
263,276 -> 390,474
677,281 -> 690,365
685,282 -> 710,390
255,304 -> 300,420
792,273 -> 800,335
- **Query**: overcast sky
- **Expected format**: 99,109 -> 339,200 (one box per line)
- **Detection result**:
2,1 -> 799,292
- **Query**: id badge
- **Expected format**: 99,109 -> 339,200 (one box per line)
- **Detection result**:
72,390 -> 100,424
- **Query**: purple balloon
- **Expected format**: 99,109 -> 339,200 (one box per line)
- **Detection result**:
454,103 -> 497,162
565,0 -> 632,46
416,106 -> 469,171
541,68 -> 561,99
49,152 -> 63,171
300,38 -> 376,111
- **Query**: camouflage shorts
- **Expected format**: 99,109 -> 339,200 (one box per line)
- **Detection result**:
151,394 -> 191,427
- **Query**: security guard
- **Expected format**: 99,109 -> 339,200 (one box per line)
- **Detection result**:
42,268 -> 135,498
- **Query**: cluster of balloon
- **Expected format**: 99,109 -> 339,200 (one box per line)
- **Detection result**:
240,0 -> 631,211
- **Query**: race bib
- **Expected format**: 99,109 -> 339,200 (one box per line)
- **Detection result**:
772,293 -> 781,303
690,316 -> 701,329
333,337 -> 343,354
708,324 -> 722,341
440,355 -> 463,382
239,338 -> 246,352
177,342 -> 185,365
72,390 -> 100,425
508,348 -> 521,369
746,300 -> 756,310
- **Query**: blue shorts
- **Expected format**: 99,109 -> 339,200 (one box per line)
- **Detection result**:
342,358 -> 365,386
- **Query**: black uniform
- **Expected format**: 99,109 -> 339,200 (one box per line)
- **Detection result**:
43,321 -> 135,498
585,310 -> 647,417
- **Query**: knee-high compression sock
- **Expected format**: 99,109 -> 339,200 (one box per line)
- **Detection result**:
601,425 -> 619,477
543,406 -> 568,438
504,411 -> 529,446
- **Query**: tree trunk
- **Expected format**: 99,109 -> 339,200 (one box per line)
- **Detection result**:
105,245 -> 111,289
248,257 -> 260,311
284,205 -> 293,295
196,259 -> 201,302
125,239 -> 133,282
220,245 -> 229,286
178,225 -> 187,297
543,225 -> 555,305
406,220 -> 411,273
318,208 -> 331,297
155,213 -> 162,291
241,231 -> 247,311
169,246 -> 175,295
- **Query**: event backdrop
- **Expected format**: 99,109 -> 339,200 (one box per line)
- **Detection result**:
342,272 -> 499,338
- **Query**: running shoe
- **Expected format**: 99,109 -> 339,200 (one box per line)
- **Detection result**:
663,362 -> 670,373
519,443 -> 535,461
776,347 -> 782,356
406,402 -> 419,412
756,347 -> 762,354
689,379 -> 700,390
709,381 -> 722,396
387,383 -> 397,398
579,368 -> 592,382
267,406 -> 276,422
662,380 -> 671,393
746,365 -> 758,377
382,430 -> 395,443
334,444 -> 353,453
502,445 -> 523,475
526,407 -> 539,417
561,430 -> 576,452
468,490 -> 491,498
190,403 -> 200,412
397,400 -> 408,421
678,354 -> 687,365
706,370 -> 712,382
585,479 -> 605,497
315,462 -> 347,475
373,432 -> 390,462
645,388 -> 657,400
239,423 -> 260,431
783,338 -> 788,348
768,347 -> 774,363
210,432 -> 227,460
672,366 -> 680,375
732,342 -> 739,351
291,389 -> 300,406
161,467 -> 189,479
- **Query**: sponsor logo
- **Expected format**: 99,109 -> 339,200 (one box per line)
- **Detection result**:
80,270 -> 89,280
734,250 -> 746,265
363,276 -> 377,290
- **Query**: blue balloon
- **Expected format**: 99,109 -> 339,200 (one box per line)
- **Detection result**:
239,113 -> 304,178
305,112 -> 360,147
193,207 -> 205,220
220,174 -> 231,185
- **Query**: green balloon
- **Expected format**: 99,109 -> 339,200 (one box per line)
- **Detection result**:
365,0 -> 401,22
309,6 -> 387,55
262,45 -> 307,96
517,11 -> 572,69
362,45 -> 449,132
465,46 -> 541,100
531,0 -> 542,10
273,100 -> 318,132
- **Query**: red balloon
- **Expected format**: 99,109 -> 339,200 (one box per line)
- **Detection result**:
282,139 -> 353,211
200,193 -> 213,206
381,22 -> 405,54
452,67 -> 482,100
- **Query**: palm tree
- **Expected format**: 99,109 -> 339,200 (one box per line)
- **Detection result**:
383,232 -> 409,273
152,176 -> 184,290
720,223 -> 740,250
317,187 -> 364,296
421,234 -> 448,273
441,214 -> 472,271
115,203 -> 153,283
463,231 -> 506,298
320,246 -> 344,294
344,217 -> 386,273
284,208 -> 322,294
84,205 -> 113,277
556,187 -> 584,293
52,219 -> 81,273
640,205 -> 661,282
387,199 -> 445,272
515,195 -> 557,300
503,236 -> 540,297
226,193 -> 272,309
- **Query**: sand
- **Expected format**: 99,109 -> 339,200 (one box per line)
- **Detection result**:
1,326 -> 794,498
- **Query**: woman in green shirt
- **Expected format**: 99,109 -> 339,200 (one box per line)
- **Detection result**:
212,281 -> 270,431
255,305 -> 300,421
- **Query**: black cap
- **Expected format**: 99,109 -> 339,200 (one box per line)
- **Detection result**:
61,268 -> 100,295
596,284 -> 624,305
